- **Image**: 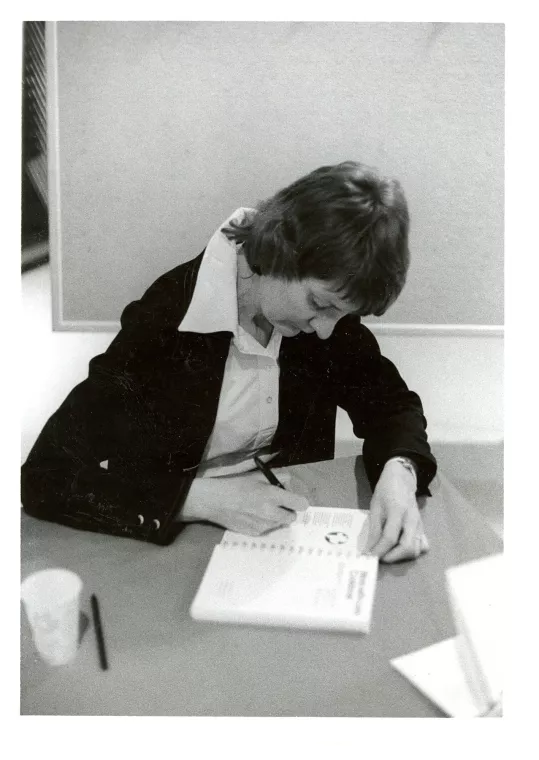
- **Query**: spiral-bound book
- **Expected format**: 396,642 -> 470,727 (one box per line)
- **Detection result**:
190,507 -> 378,633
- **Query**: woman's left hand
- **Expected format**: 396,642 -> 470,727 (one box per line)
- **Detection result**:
365,458 -> 429,563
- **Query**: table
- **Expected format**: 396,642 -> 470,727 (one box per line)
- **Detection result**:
20,456 -> 502,717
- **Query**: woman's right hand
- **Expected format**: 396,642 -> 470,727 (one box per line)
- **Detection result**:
179,472 -> 309,535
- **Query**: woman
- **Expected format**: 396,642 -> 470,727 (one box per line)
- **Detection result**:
21,161 -> 437,562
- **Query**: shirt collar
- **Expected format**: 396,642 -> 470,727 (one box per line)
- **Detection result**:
177,208 -> 253,336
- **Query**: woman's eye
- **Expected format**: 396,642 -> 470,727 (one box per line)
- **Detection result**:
310,297 -> 327,311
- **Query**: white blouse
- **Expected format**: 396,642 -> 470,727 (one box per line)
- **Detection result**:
177,208 -> 281,477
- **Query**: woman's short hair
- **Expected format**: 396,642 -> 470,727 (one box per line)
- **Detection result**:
222,160 -> 410,316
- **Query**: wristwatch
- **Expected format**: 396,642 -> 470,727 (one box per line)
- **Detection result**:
386,456 -> 418,487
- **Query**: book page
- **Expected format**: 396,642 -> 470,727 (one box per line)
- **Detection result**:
190,543 -> 378,632
222,507 -> 370,556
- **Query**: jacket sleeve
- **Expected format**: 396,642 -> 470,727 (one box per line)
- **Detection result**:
21,262 -> 203,545
333,319 -> 437,496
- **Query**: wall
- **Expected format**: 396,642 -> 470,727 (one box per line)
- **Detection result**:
48,21 -> 504,329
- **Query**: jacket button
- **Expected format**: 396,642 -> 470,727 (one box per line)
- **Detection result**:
153,519 -> 161,530
138,514 -> 144,525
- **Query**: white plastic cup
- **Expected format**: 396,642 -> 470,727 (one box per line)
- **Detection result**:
21,569 -> 83,666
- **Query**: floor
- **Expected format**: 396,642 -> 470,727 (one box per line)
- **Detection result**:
22,263 -> 503,538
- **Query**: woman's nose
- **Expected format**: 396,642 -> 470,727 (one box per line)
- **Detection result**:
312,315 -> 339,340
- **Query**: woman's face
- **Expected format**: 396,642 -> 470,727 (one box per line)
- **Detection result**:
258,276 -> 358,340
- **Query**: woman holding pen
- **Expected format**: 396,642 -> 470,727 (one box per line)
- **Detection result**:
21,161 -> 436,563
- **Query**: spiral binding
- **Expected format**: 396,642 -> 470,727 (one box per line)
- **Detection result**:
220,538 -> 361,559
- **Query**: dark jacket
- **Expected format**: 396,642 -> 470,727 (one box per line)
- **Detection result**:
21,252 -> 437,544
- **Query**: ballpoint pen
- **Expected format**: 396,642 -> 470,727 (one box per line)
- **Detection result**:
254,455 -> 286,489
90,593 -> 109,671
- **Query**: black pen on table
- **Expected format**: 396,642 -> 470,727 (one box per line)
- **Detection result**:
90,593 -> 109,671
254,455 -> 286,489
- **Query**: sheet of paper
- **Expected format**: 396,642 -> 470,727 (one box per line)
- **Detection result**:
222,506 -> 370,555
391,637 -> 480,718
446,553 -> 503,712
